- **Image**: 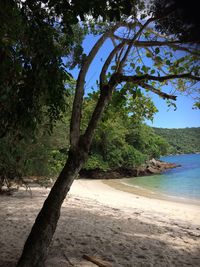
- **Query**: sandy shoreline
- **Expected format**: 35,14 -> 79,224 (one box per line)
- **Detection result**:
0,179 -> 200,267
104,179 -> 200,206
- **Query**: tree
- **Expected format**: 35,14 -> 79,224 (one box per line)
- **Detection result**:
12,4 -> 200,267
0,0 -> 134,187
83,90 -> 163,171
154,127 -> 200,154
152,0 -> 200,42
0,0 -> 133,138
0,0 -> 71,138
127,123 -> 169,159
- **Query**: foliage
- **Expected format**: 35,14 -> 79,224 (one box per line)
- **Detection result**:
0,0 -> 71,137
127,124 -> 170,158
0,0 -> 134,138
83,91 -> 168,170
0,118 -> 69,181
0,77 -> 74,182
0,87 -> 168,179
152,0 -> 200,42
154,127 -> 200,154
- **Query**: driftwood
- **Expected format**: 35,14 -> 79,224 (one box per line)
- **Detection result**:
83,254 -> 112,267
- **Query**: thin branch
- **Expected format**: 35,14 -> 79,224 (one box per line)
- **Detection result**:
135,41 -> 200,56
113,35 -> 200,56
110,36 -> 120,65
114,35 -> 180,44
116,73 -> 200,83
140,82 -> 177,100
117,17 -> 157,73
100,41 -> 126,86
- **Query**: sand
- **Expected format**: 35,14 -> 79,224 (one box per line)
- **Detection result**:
0,179 -> 200,267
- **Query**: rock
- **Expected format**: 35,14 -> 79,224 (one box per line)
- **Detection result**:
147,166 -> 161,174
79,159 -> 180,179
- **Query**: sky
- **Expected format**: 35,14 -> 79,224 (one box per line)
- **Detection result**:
69,34 -> 200,129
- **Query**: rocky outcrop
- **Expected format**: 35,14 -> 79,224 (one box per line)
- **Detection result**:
139,158 -> 180,176
79,159 -> 180,179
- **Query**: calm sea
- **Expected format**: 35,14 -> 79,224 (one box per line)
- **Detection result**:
123,154 -> 200,201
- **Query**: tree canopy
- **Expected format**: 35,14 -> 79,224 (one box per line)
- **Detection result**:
152,0 -> 200,42
0,0 -> 134,137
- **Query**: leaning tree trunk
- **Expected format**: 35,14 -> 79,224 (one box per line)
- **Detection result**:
16,148 -> 87,267
16,27 -> 117,266
16,87 -> 112,267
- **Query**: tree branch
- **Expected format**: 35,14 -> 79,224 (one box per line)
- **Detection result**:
116,73 -> 200,83
70,25 -> 119,149
117,17 -> 156,72
134,41 -> 200,56
113,35 -> 200,56
113,35 -> 180,44
82,75 -> 117,151
140,82 -> 177,100
100,41 -> 126,86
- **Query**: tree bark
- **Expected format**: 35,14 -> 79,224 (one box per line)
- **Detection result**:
16,148 -> 87,267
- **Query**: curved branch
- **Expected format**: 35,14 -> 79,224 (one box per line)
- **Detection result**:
70,24 -> 120,149
117,17 -> 157,73
140,82 -> 177,100
100,41 -> 126,86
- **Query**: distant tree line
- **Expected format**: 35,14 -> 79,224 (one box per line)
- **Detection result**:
154,127 -> 200,154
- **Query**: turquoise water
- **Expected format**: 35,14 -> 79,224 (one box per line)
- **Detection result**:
123,154 -> 200,201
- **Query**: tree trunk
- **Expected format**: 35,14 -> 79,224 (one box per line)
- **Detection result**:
16,149 -> 86,267
16,66 -> 115,267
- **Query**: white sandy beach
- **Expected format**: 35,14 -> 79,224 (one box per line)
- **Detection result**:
0,179 -> 200,267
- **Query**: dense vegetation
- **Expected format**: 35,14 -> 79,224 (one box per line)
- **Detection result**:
82,90 -> 169,171
1,1 -> 200,265
154,127 -> 200,154
0,88 -> 169,182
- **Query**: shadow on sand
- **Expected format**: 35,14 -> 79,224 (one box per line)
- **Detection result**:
0,190 -> 199,267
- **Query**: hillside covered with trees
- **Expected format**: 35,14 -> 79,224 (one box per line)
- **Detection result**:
154,127 -> 200,154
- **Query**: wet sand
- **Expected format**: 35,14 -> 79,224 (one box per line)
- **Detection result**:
104,178 -> 200,206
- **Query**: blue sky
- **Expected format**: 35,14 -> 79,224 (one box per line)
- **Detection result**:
69,34 -> 200,129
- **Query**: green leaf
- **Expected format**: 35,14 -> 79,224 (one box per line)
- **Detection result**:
141,65 -> 150,73
130,63 -> 135,69
155,47 -> 160,54
136,89 -> 142,97
155,56 -> 162,62
135,66 -> 141,75
140,13 -> 147,20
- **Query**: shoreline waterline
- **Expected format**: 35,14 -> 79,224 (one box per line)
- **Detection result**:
103,178 -> 200,206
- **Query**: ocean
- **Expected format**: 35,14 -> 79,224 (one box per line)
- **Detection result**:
123,154 -> 200,201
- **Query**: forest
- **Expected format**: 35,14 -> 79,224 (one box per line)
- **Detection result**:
154,127 -> 200,154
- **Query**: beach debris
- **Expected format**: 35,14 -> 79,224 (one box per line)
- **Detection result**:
83,254 -> 112,267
